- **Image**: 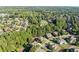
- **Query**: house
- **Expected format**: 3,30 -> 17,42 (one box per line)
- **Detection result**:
7,20 -> 12,25
14,18 -> 20,25
45,43 -> 56,50
34,36 -> 47,43
45,33 -> 53,39
0,13 -> 9,17
52,31 -> 58,36
20,20 -> 28,30
30,41 -> 42,52
34,37 -> 42,43
48,17 -> 56,24
48,19 -> 53,23
49,43 -> 61,51
57,39 -> 68,45
21,20 -> 28,26
70,36 -> 76,44
65,36 -> 77,44
38,36 -> 47,41
3,27 -> 10,32
32,41 -> 38,46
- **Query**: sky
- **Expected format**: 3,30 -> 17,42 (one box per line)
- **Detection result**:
0,0 -> 79,6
